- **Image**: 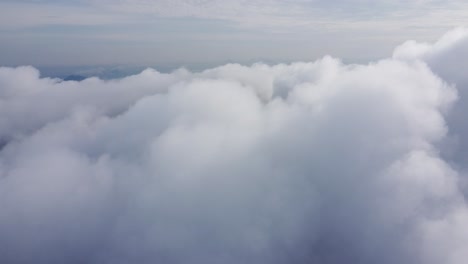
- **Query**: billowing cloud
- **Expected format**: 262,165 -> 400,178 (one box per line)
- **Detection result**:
1,28 -> 468,264
394,28 -> 468,168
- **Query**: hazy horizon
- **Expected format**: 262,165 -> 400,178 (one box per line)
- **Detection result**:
2,0 -> 468,68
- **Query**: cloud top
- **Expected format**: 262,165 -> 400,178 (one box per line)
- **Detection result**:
1,28 -> 468,264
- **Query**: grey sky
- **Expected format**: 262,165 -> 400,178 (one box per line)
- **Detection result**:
1,0 -> 468,68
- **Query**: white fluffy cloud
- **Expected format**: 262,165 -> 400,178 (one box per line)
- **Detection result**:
1,28 -> 468,264
394,28 -> 468,168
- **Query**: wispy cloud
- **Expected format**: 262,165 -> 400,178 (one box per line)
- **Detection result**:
2,0 -> 468,30
1,0 -> 468,67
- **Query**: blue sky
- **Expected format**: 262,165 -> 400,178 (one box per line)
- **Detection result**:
1,0 -> 468,68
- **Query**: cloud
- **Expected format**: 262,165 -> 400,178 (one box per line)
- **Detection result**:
87,0 -> 468,31
2,0 -> 468,31
1,28 -> 468,264
394,27 -> 468,167
2,0 -> 468,68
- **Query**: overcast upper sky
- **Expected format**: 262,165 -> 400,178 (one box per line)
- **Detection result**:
1,0 -> 468,67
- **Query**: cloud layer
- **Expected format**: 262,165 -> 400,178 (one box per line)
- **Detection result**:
3,0 -> 468,68
2,28 -> 468,264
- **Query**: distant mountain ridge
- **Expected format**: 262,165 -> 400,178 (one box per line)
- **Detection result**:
63,74 -> 87,81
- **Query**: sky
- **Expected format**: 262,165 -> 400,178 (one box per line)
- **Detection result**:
2,0 -> 468,69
